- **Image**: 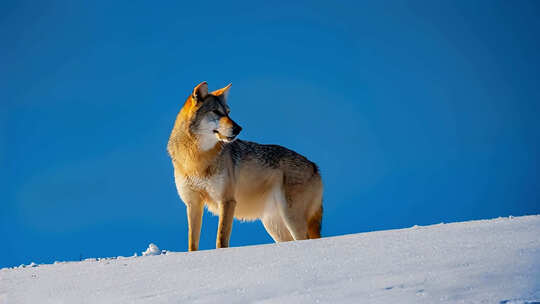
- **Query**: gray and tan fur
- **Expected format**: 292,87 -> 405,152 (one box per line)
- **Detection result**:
167,82 -> 323,251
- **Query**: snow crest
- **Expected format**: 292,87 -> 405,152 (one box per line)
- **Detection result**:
1,215 -> 539,303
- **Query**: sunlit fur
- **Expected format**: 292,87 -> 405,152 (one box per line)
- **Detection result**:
168,82 -> 323,251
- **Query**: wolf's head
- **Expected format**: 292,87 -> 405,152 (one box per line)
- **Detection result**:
181,82 -> 242,150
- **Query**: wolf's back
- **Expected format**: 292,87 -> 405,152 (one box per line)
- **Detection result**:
227,139 -> 320,183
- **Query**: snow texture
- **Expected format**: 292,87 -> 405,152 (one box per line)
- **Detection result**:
1,215 -> 539,303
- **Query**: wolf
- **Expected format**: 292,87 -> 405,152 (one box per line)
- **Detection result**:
167,82 -> 323,251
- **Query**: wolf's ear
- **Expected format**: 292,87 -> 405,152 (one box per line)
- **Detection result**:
211,83 -> 232,103
192,81 -> 209,102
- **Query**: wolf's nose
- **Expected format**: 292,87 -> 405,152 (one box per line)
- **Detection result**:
233,124 -> 242,135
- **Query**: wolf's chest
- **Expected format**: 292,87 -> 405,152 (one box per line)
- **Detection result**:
178,172 -> 227,202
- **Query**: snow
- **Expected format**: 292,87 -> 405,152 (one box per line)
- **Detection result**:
1,215 -> 539,303
141,243 -> 162,256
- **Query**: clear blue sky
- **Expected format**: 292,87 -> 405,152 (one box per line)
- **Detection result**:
2,1 -> 539,268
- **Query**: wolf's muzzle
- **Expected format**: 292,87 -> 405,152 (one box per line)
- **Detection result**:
232,122 -> 242,136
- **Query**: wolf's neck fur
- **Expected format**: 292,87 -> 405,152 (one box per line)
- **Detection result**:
168,119 -> 224,178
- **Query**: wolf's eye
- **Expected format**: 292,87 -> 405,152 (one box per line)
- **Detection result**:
212,110 -> 223,116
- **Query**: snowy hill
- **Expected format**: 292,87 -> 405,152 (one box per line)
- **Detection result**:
1,215 -> 539,304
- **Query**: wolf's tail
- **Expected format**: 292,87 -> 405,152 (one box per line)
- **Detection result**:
307,204 -> 323,239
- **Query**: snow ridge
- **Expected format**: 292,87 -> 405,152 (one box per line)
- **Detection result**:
1,215 -> 539,303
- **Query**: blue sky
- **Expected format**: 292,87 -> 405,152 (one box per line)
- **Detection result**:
1,1 -> 539,268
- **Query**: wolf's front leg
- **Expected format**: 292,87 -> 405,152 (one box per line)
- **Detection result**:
216,200 -> 236,248
186,201 -> 204,251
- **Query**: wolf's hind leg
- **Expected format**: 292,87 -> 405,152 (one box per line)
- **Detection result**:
273,187 -> 309,241
307,204 -> 323,239
261,215 -> 294,242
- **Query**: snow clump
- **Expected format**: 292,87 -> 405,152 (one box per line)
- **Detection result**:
142,243 -> 161,256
